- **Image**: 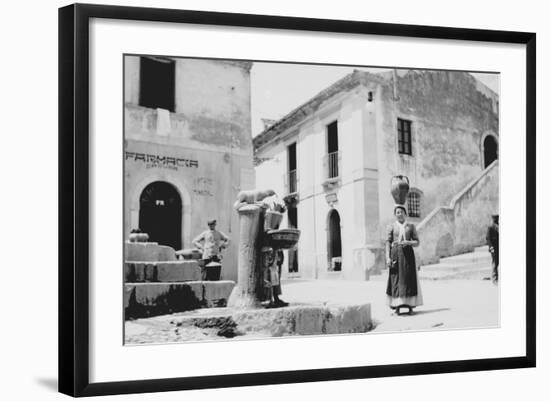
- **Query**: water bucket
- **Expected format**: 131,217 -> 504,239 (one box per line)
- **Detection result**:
204,261 -> 222,281
264,210 -> 283,230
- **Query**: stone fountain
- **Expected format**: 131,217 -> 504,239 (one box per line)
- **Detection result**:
125,189 -> 373,344
228,191 -> 300,309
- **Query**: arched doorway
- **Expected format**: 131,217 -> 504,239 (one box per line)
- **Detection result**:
327,209 -> 342,271
139,181 -> 182,250
483,135 -> 498,168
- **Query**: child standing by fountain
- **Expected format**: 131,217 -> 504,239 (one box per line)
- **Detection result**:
261,247 -> 288,308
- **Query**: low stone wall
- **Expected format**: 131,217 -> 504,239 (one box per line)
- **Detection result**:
125,303 -> 372,343
124,261 -> 201,282
125,281 -> 236,319
416,160 -> 498,265
351,246 -> 386,279
416,207 -> 455,265
231,303 -> 372,336
125,242 -> 177,262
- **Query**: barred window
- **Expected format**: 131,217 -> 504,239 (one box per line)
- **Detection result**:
407,191 -> 421,218
397,118 -> 412,155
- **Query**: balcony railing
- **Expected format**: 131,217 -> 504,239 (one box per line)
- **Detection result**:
326,151 -> 340,179
288,169 -> 297,194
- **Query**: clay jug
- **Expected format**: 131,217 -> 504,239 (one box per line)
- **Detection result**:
390,175 -> 410,204
129,229 -> 142,243
137,233 -> 149,243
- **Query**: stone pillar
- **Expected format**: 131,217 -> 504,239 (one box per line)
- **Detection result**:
227,204 -> 264,308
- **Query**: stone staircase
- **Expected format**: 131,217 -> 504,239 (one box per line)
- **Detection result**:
418,245 -> 493,280
124,241 -> 235,319
415,160 -> 499,265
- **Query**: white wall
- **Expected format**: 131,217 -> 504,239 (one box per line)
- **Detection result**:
256,87 -> 383,279
3,1 -> 545,401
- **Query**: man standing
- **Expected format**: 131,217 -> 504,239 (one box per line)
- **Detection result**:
193,219 -> 230,266
486,214 -> 499,284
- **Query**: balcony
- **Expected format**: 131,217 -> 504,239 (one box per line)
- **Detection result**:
322,151 -> 342,190
326,151 -> 340,179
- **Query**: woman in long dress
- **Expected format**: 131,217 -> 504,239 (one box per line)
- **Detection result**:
385,205 -> 423,315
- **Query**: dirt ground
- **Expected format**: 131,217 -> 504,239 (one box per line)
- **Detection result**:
280,275 -> 499,333
125,275 -> 499,344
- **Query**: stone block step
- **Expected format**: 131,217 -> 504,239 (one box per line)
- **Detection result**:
125,303 -> 372,343
419,247 -> 493,280
125,242 -> 176,262
419,266 -> 492,281
439,251 -> 491,265
125,261 -> 201,282
421,260 -> 490,272
124,281 -> 235,319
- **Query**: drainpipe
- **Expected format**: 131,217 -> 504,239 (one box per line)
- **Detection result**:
392,69 -> 399,101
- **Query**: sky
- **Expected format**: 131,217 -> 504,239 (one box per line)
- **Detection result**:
250,62 -> 499,137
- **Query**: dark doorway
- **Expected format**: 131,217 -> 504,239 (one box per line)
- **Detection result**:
288,205 -> 298,273
327,209 -> 342,271
483,135 -> 498,168
139,181 -> 182,250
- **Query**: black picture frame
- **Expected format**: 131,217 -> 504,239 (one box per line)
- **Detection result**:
59,3 -> 536,397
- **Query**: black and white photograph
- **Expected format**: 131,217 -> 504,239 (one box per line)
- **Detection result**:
123,56 -> 500,345
0,0 -> 542,399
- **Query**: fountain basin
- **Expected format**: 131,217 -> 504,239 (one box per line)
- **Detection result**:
125,302 -> 372,344
265,228 -> 300,249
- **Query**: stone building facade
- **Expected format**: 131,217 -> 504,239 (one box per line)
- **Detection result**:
253,69 -> 499,280
124,56 -> 255,281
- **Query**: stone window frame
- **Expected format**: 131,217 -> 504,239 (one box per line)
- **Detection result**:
407,188 -> 423,218
397,117 -> 413,156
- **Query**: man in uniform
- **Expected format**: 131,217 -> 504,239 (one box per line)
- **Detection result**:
193,219 -> 230,266
486,214 -> 499,284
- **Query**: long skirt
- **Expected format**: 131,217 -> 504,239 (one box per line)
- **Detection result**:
386,243 -> 423,308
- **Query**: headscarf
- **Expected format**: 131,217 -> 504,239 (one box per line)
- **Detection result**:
395,219 -> 408,242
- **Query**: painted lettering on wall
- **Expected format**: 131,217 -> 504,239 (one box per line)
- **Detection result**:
193,177 -> 214,197
125,151 -> 199,171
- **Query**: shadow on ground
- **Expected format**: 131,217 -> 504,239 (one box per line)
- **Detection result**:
35,377 -> 57,392
410,308 -> 451,316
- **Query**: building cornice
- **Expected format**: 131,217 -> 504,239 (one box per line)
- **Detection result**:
253,70 -> 385,153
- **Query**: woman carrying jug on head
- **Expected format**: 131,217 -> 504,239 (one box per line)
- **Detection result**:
385,203 -> 423,315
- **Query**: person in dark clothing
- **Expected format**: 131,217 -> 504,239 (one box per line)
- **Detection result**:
260,247 -> 288,308
486,214 -> 499,284
385,205 -> 422,315
273,250 -> 288,307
